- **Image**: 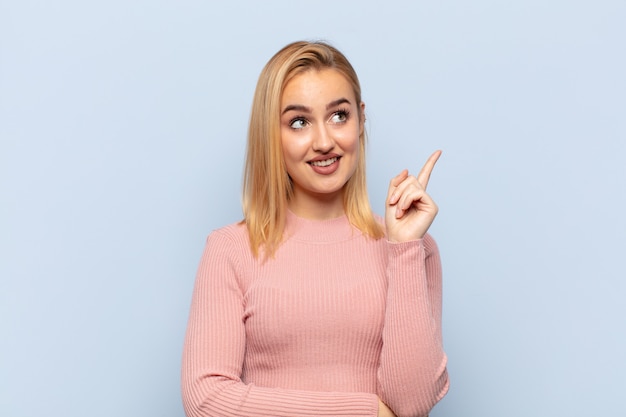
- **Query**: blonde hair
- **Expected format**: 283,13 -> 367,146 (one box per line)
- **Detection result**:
242,41 -> 384,257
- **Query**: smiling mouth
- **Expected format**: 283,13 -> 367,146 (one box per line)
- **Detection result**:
309,157 -> 338,167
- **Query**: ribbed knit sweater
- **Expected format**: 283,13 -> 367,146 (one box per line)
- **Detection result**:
182,211 -> 449,417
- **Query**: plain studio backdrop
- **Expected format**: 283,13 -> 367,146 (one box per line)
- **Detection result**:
1,1 -> 624,416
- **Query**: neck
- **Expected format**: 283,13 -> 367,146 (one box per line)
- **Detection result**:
288,191 -> 345,220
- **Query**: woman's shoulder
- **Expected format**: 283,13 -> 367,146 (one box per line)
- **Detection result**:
210,220 -> 247,237
205,220 -> 251,252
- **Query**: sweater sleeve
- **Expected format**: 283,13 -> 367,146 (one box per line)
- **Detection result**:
377,234 -> 449,417
181,229 -> 379,417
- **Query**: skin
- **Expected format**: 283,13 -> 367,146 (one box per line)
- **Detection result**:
377,398 -> 397,417
279,68 -> 441,417
280,68 -> 364,220
385,149 -> 442,242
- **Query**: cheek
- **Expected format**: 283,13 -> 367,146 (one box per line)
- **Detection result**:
280,131 -> 307,170
335,127 -> 361,153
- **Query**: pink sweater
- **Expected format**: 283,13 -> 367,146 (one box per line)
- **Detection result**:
182,212 -> 449,417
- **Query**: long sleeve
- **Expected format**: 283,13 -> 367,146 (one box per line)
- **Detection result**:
181,228 -> 380,417
376,234 -> 449,417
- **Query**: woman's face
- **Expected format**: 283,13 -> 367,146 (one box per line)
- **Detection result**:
280,68 -> 364,214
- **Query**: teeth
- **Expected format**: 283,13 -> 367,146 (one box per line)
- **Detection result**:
311,157 -> 338,167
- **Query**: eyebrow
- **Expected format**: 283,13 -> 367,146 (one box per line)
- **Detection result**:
281,97 -> 352,115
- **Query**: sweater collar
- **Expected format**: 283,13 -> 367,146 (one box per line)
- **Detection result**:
284,210 -> 359,243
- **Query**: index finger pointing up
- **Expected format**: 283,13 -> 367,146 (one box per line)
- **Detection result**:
417,150 -> 442,189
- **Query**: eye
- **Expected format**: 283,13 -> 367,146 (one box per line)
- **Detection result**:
289,118 -> 308,129
329,109 -> 350,124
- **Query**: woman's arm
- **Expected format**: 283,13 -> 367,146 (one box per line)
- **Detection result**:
377,152 -> 449,416
181,229 -> 380,417
376,236 -> 449,417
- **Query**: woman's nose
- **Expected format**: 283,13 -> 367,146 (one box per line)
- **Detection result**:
312,125 -> 334,153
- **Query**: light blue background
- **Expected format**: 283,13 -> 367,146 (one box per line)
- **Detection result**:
2,1 -> 625,416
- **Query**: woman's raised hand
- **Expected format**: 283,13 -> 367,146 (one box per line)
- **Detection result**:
385,150 -> 442,243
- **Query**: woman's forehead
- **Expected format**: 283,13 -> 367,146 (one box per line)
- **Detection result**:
281,69 -> 356,108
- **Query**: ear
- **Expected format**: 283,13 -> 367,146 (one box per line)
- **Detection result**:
359,102 -> 366,135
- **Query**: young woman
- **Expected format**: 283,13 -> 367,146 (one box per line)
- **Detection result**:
182,41 -> 449,417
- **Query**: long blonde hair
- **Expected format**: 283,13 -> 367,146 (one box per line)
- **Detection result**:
242,41 -> 384,257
